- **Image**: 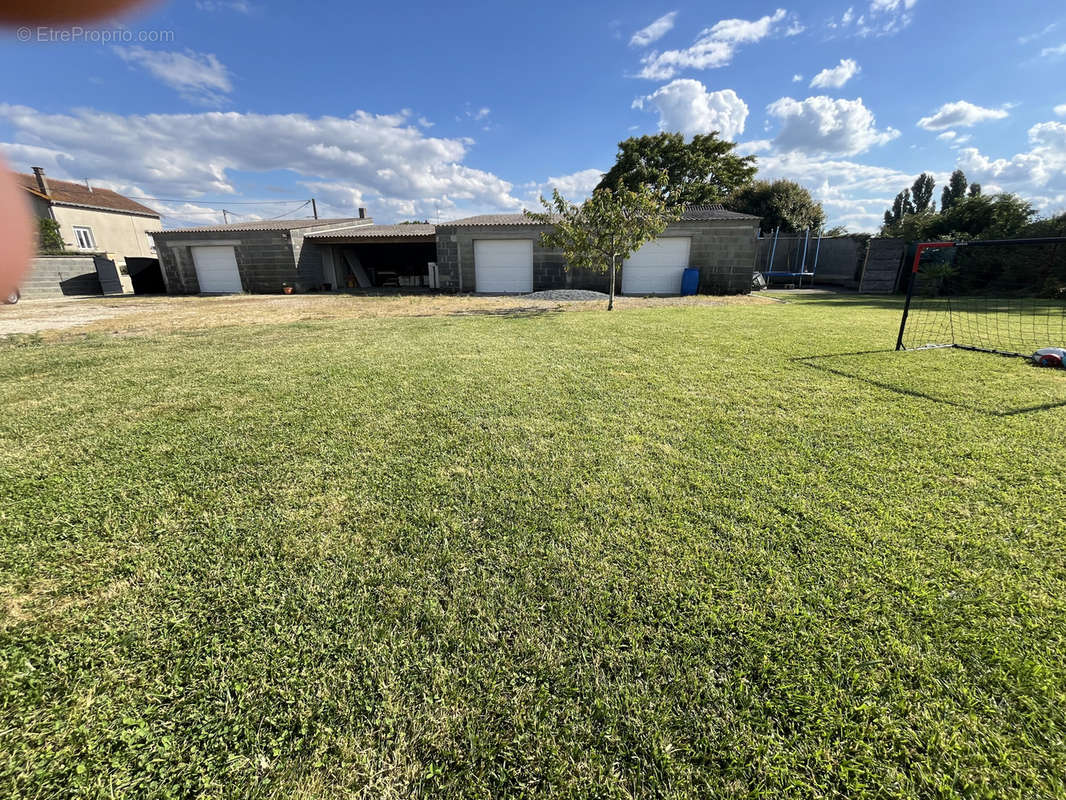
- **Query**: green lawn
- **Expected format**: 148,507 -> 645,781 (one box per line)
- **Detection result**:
2,296 -> 1065,798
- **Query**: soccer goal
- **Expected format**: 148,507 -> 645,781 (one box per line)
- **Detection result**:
895,237 -> 1066,358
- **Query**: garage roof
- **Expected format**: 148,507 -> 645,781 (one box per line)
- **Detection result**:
154,218 -> 371,235
304,223 -> 437,242
440,204 -> 757,227
681,204 -> 760,220
439,213 -> 559,227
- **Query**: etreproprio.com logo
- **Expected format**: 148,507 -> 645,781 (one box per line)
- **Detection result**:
16,27 -> 175,43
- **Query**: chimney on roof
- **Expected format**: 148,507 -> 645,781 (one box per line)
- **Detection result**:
358,207 -> 366,219
84,178 -> 93,193
31,166 -> 49,196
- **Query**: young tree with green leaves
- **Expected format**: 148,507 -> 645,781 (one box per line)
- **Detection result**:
596,132 -> 757,209
525,186 -> 678,311
727,179 -> 825,234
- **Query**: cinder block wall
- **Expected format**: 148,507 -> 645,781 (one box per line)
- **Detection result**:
21,256 -> 104,298
436,220 -> 757,295
155,230 -> 300,294
673,220 -> 757,295
434,224 -> 599,292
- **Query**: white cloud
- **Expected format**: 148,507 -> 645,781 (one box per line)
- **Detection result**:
1018,22 -> 1057,44
916,100 -> 1009,131
809,58 -> 860,89
630,12 -> 677,48
1055,104 -> 1066,117
767,95 -> 899,155
633,79 -> 749,139
749,148 -> 917,231
937,130 -> 956,141
857,0 -> 918,36
0,104 -> 527,226
524,168 -> 605,209
792,73 -> 803,82
114,47 -> 233,104
953,121 -> 1066,212
1040,42 -> 1066,58
636,9 -> 792,80
705,9 -> 789,43
195,0 -> 251,11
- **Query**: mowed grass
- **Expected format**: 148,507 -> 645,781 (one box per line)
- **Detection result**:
1,295 -> 1065,798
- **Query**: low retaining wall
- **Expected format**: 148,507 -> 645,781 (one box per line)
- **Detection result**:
21,255 -> 123,299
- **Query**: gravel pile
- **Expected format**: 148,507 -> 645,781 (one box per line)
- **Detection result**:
524,289 -> 610,301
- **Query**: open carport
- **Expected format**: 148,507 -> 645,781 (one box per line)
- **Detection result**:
305,223 -> 438,290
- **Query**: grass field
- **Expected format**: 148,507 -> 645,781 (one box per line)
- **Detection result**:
2,294 -> 1065,797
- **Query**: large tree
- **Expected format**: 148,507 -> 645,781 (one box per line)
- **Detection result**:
940,169 -> 969,213
911,172 -> 936,213
525,186 -> 678,311
727,179 -> 826,234
596,132 -> 757,209
933,193 -> 1036,240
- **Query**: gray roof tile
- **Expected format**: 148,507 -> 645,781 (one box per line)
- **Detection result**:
153,218 -> 372,235
305,223 -> 436,240
440,205 -> 758,227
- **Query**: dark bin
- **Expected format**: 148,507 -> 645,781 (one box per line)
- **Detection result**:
681,267 -> 699,296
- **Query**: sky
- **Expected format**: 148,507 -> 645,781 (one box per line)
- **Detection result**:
1,0 -> 1064,231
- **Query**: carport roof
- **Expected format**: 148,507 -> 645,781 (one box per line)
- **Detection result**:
153,218 -> 370,235
304,223 -> 437,242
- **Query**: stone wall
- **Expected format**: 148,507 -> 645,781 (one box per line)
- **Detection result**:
434,219 -> 757,295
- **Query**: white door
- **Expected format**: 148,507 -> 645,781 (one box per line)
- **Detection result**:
474,239 -> 533,293
191,246 -> 242,293
622,237 -> 691,295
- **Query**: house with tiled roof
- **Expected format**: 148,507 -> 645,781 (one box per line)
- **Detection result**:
19,167 -> 162,269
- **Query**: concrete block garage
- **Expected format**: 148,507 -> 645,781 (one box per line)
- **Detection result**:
150,204 -> 759,296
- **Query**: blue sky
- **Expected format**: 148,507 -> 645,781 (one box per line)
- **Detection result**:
1,0 -> 1064,230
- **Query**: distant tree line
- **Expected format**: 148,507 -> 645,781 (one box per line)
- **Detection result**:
880,169 -> 1063,242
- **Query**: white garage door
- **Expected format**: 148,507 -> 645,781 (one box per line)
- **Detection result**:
474,239 -> 533,293
622,237 -> 691,295
191,246 -> 242,293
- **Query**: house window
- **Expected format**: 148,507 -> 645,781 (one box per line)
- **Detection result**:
73,226 -> 96,250
146,233 -> 157,253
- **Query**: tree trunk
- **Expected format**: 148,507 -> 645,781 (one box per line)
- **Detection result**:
608,258 -> 616,311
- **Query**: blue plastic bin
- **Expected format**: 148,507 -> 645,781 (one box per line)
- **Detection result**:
680,267 -> 699,296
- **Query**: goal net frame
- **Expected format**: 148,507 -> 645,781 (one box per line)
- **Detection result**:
895,237 -> 1066,357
